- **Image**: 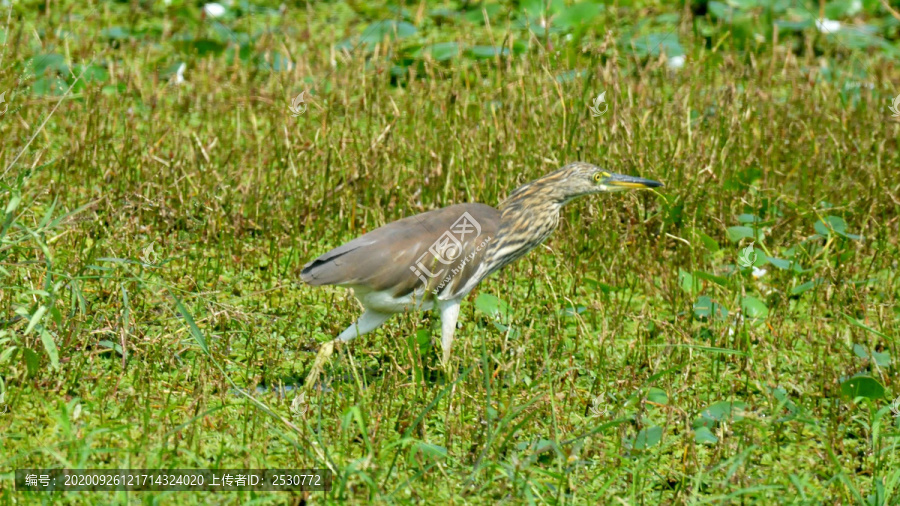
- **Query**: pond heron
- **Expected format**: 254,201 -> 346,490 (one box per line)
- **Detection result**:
301,162 -> 663,387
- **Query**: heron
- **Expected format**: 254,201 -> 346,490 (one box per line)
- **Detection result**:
301,162 -> 663,387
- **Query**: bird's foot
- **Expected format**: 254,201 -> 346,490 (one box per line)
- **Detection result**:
441,347 -> 452,370
305,340 -> 336,391
439,349 -> 454,382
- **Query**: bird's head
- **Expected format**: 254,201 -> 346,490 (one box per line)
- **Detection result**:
484,162 -> 664,286
545,162 -> 664,204
500,162 -> 663,212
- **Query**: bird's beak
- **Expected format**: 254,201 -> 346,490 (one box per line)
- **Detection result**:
603,173 -> 664,189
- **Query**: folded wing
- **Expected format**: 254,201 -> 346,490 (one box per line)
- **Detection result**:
301,203 -> 500,299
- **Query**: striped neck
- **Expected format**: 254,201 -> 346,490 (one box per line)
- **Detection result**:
477,179 -> 564,282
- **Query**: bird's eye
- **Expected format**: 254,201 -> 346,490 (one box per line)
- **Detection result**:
593,172 -> 603,183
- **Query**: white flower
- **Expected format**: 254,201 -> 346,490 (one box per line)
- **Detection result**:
172,63 -> 186,84
667,55 -> 685,70
203,3 -> 226,18
751,266 -> 767,279
727,315 -> 745,337
815,18 -> 841,34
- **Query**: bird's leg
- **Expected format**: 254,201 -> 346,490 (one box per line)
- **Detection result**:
335,310 -> 392,342
437,299 -> 461,368
305,310 -> 391,389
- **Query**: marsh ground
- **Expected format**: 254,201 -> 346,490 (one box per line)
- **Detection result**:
1,0 -> 899,504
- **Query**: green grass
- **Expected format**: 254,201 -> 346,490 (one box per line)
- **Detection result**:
1,0 -> 900,504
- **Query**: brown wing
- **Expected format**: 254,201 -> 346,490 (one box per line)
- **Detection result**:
301,203 -> 500,298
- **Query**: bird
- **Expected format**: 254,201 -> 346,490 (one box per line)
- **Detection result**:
301,162 -> 663,387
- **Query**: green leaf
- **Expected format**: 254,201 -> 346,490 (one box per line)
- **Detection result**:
415,329 -> 431,355
25,306 -> 47,335
791,278 -> 824,295
101,26 -> 131,40
170,292 -> 209,354
765,255 -> 793,270
708,1 -> 736,19
726,226 -> 760,242
824,0 -> 862,18
360,20 -> 417,45
814,215 -> 861,240
647,387 -> 668,405
31,53 -> 68,74
555,2 -> 603,29
741,296 -> 768,320
814,216 -> 840,236
475,293 -> 511,321
560,305 -> 587,318
492,321 -> 520,339
467,46 -> 509,59
518,0 -> 545,16
851,344 -> 891,367
699,401 -> 747,422
840,376 -> 885,400
73,64 -> 109,84
627,33 -> 684,57
679,269 -> 697,295
694,229 -> 720,252
22,348 -> 40,375
102,83 -> 126,96
693,295 -> 729,321
693,271 -> 728,287
464,4 -> 502,23
413,441 -> 447,461
694,426 -> 718,444
842,313 -> 891,341
40,329 -> 59,370
31,76 -> 69,96
422,42 -> 458,61
632,425 -> 662,449
518,0 -> 564,17
584,278 -> 614,293
98,340 -> 124,356
5,193 -> 22,215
